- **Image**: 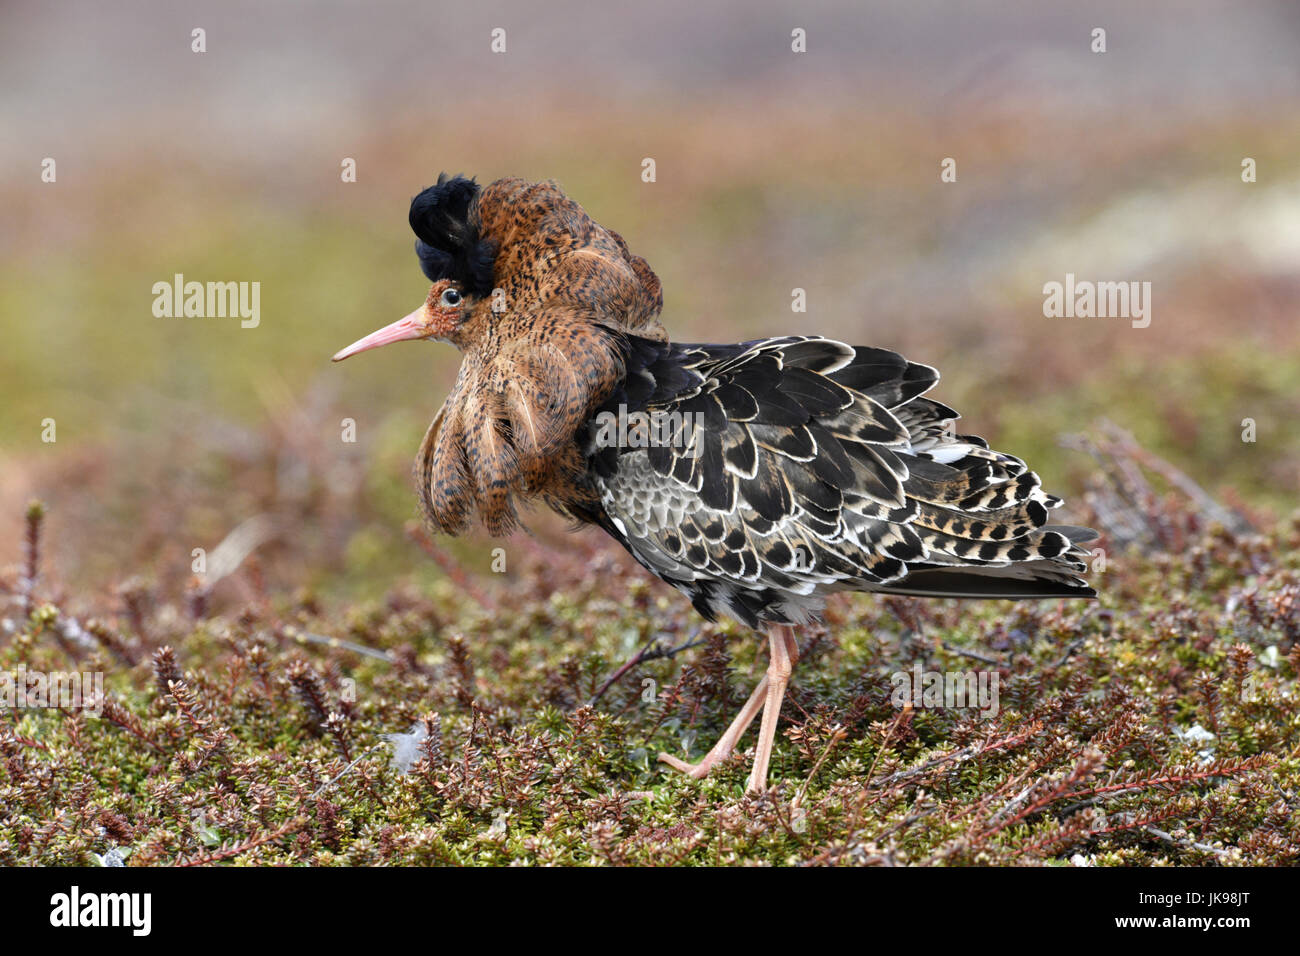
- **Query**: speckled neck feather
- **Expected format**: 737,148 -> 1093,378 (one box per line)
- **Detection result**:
414,177 -> 666,537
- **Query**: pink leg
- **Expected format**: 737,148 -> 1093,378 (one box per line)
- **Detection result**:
658,624 -> 800,789
746,625 -> 799,793
658,673 -> 769,778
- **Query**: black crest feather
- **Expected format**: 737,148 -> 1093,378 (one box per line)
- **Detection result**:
409,173 -> 496,296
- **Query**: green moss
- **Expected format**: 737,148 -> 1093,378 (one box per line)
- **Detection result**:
2,496 -> 1298,866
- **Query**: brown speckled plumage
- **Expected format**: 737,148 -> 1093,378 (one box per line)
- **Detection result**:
410,178 -> 665,537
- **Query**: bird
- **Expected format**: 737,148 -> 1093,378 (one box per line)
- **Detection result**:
333,173 -> 1098,794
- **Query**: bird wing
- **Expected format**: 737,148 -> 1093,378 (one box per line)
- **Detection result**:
586,335 -> 1096,626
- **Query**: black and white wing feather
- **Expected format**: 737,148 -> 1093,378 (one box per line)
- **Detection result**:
583,336 -> 1096,627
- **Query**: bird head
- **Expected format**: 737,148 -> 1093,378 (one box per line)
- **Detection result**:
332,173 -> 496,360
331,172 -> 669,536
331,278 -> 475,359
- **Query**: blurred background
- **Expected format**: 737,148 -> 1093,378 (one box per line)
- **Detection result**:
2,0 -> 1298,609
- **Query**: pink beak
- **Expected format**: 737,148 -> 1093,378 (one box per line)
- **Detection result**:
332,306 -> 432,362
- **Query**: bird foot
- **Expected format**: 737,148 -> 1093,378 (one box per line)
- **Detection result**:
656,750 -> 733,780
656,626 -> 799,790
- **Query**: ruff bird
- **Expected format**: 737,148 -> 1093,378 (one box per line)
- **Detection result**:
333,174 -> 1097,793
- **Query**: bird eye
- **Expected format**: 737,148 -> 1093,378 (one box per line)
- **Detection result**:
440,288 -> 462,307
